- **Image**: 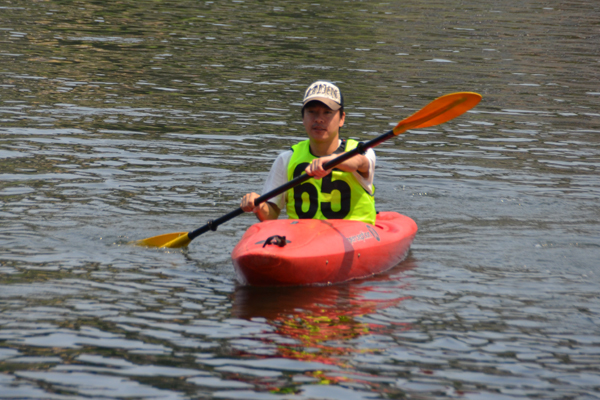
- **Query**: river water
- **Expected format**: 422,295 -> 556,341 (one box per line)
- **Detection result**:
1,0 -> 599,399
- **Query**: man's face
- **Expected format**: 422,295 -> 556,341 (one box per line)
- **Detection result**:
302,102 -> 345,144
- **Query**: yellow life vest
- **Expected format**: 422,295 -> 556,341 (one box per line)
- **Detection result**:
286,139 -> 376,225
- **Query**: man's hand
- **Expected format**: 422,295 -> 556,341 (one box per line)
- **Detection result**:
240,192 -> 280,221
240,192 -> 261,213
305,153 -> 370,180
305,155 -> 336,179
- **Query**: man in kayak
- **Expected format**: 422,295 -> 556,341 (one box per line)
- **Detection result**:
240,80 -> 376,225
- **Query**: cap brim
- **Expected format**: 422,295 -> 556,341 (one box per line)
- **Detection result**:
302,97 -> 342,111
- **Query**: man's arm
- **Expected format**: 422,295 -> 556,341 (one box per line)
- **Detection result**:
239,150 -> 291,221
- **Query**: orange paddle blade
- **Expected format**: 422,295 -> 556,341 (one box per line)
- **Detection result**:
393,92 -> 482,135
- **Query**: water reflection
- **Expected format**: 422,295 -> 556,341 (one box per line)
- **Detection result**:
229,264 -> 413,395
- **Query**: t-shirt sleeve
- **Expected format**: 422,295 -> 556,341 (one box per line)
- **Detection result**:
261,150 -> 293,210
352,148 -> 376,195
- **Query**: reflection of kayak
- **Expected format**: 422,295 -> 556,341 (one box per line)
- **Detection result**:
231,211 -> 417,286
231,272 -> 413,368
231,269 -> 415,319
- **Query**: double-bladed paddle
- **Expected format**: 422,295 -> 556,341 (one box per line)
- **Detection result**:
135,91 -> 482,248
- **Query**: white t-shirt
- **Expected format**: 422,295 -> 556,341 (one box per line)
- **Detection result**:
262,140 -> 376,210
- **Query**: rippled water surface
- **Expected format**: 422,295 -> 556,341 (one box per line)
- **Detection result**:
1,0 -> 599,399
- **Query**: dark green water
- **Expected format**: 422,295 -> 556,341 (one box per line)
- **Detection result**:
1,1 -> 599,399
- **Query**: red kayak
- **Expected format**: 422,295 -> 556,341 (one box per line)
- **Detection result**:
231,212 -> 417,286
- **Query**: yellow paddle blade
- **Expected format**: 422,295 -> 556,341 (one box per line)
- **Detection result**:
393,92 -> 481,135
133,232 -> 190,248
161,233 -> 192,248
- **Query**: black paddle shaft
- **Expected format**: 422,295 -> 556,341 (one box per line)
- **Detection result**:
187,129 -> 395,241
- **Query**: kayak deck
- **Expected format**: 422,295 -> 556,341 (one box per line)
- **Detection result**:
231,212 -> 417,286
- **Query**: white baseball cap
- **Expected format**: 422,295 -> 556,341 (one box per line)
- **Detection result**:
302,81 -> 344,111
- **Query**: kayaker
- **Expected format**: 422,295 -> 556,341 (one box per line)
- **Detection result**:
240,80 -> 376,224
